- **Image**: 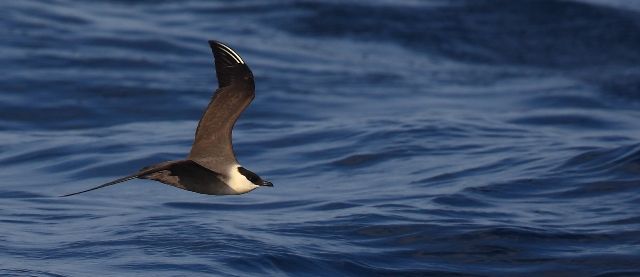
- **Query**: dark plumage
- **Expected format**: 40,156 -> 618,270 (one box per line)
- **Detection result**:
61,40 -> 272,197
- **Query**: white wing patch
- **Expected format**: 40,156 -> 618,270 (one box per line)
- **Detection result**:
218,42 -> 245,64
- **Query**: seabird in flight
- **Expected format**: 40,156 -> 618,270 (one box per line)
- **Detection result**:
61,40 -> 272,197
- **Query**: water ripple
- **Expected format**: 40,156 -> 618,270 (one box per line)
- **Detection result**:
1,0 -> 640,276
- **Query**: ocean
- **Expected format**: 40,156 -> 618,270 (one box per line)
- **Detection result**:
1,0 -> 640,276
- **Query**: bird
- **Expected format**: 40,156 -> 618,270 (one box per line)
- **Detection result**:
61,40 -> 273,197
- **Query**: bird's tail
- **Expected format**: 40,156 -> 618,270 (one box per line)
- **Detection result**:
59,160 -> 185,197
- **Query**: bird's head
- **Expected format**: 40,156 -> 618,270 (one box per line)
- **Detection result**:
237,166 -> 273,187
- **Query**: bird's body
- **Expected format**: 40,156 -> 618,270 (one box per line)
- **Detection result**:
139,161 -> 258,195
62,41 -> 272,197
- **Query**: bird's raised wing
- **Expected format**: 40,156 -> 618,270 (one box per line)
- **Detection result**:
188,41 -> 255,171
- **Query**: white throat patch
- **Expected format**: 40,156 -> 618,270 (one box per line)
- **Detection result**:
225,165 -> 258,194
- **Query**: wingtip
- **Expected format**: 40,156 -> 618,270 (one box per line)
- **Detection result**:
208,40 -> 245,65
208,40 -> 221,49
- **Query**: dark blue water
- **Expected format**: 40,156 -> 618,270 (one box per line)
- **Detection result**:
2,0 -> 640,275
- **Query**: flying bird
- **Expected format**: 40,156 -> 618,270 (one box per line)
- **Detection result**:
62,40 -> 272,197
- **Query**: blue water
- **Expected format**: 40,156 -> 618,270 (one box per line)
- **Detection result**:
1,0 -> 640,275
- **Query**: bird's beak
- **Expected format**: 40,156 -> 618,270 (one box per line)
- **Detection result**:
260,180 -> 273,187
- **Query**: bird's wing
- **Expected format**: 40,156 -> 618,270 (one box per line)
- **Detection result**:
188,40 -> 255,171
59,160 -> 195,197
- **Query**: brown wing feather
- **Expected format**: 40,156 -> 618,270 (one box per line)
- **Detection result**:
188,41 -> 255,172
60,160 -> 192,197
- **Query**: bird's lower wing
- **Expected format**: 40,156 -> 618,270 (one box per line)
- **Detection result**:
59,160 -> 189,197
